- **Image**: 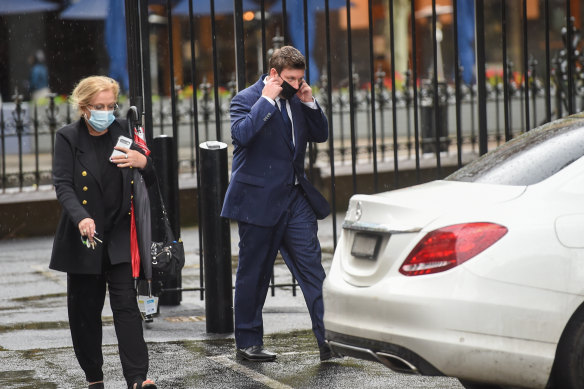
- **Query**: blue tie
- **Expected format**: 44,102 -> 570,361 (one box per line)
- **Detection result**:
279,99 -> 293,145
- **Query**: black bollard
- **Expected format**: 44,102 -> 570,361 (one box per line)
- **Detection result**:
151,135 -> 182,305
200,141 -> 233,333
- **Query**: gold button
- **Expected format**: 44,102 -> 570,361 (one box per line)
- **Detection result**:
130,167 -> 133,169
82,186 -> 88,191
82,200 -> 87,205
131,180 -> 134,185
131,195 -> 134,199
128,212 -> 131,215
82,171 -> 87,176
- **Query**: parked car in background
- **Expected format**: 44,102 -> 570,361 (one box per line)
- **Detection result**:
323,113 -> 584,389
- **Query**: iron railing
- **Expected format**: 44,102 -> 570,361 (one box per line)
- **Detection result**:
2,0 -> 583,298
0,55 -> 574,191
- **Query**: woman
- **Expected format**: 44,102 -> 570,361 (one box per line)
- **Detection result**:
50,76 -> 157,389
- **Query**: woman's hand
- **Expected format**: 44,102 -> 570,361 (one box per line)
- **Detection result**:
110,146 -> 147,169
78,217 -> 96,242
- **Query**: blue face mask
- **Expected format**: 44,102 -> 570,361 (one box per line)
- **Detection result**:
86,110 -> 115,132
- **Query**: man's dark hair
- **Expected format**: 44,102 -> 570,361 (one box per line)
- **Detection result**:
269,46 -> 305,74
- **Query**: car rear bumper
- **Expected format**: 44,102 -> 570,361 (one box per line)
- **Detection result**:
323,266 -> 558,388
325,330 -> 444,376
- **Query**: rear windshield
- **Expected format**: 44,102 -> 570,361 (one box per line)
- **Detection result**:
446,120 -> 584,185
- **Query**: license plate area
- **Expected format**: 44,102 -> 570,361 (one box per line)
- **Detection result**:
351,233 -> 382,260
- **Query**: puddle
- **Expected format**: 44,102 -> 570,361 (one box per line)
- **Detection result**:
0,321 -> 70,333
0,370 -> 57,388
11,293 -> 66,302
0,317 -> 113,333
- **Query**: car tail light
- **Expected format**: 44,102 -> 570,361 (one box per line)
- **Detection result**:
399,223 -> 508,276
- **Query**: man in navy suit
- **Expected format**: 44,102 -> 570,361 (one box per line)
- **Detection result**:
221,46 -> 334,362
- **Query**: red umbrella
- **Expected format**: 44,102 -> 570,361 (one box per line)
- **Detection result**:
130,203 -> 141,279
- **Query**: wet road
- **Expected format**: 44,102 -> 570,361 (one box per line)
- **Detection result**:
0,227 -> 464,388
0,333 -> 464,388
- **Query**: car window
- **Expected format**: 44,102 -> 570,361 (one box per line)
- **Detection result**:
446,120 -> 584,185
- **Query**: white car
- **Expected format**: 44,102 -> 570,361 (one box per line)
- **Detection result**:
323,114 -> 584,389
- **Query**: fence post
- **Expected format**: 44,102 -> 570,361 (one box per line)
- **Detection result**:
125,0 -> 143,118
151,135 -> 182,305
475,0 -> 488,155
199,141 -> 233,333
233,0 -> 246,92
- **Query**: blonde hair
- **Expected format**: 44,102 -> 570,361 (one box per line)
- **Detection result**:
70,76 -> 120,115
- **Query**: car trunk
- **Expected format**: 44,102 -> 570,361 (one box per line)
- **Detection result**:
339,180 -> 526,287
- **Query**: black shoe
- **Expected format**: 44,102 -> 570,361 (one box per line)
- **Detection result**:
236,345 -> 277,362
319,342 -> 339,361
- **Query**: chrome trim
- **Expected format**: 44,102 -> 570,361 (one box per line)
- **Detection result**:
328,341 -> 419,375
377,352 -> 419,374
355,201 -> 362,221
342,220 -> 421,234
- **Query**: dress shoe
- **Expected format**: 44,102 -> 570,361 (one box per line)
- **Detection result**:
319,342 -> 339,361
236,345 -> 277,362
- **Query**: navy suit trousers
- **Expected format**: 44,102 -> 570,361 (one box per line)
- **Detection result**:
234,187 -> 326,348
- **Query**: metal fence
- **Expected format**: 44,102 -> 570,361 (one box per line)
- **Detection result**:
1,0 -> 583,297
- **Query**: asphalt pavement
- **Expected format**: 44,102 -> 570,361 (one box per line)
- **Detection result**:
0,214 -> 463,388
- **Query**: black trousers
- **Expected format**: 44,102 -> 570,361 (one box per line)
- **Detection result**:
67,262 -> 148,387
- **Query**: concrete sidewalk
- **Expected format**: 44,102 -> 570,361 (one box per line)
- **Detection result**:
0,210 -> 345,340
0,213 -> 338,387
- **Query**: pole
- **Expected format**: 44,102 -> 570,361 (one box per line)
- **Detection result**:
125,0 -> 143,117
475,0 -> 488,155
199,141 -> 233,333
233,0 -> 246,92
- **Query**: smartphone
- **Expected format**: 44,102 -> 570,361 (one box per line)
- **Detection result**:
110,135 -> 132,162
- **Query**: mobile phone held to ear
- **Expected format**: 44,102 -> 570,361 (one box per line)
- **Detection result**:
110,135 -> 132,162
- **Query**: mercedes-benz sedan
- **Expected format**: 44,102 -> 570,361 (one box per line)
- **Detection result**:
324,113 -> 584,389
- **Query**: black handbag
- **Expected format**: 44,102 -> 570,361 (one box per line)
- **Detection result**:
150,184 -> 185,277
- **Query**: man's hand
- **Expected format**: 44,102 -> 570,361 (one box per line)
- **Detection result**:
262,77 -> 282,100
297,81 -> 313,102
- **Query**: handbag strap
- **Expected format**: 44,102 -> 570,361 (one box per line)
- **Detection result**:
154,177 -> 177,243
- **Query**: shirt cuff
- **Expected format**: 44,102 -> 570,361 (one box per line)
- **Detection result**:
301,97 -> 317,109
262,95 -> 276,105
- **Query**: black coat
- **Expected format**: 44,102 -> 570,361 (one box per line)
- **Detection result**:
50,118 -> 155,274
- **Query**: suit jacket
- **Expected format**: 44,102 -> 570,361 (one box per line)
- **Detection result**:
50,118 -> 155,274
221,75 -> 331,227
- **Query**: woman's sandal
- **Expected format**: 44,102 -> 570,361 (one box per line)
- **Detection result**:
88,382 -> 104,389
133,379 -> 157,389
